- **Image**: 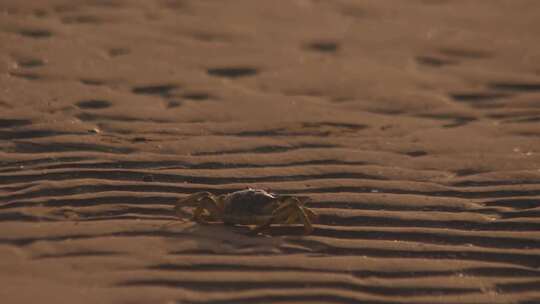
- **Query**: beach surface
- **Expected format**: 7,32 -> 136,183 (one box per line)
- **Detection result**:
1,1 -> 540,303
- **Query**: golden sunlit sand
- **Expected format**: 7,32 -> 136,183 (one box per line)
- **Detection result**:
1,1 -> 540,303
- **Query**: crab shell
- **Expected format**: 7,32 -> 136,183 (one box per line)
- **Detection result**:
221,189 -> 290,225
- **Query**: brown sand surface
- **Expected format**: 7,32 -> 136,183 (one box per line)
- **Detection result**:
1,1 -> 540,303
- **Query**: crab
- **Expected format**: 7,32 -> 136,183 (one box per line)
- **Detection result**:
174,188 -> 318,234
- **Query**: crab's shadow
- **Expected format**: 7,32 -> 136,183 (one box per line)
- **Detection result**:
197,221 -> 309,237
164,220 -> 312,255
171,208 -> 310,237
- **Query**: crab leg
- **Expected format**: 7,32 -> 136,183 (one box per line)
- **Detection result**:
293,205 -> 314,234
193,196 -> 223,223
252,211 -> 285,233
253,197 -> 313,234
252,203 -> 295,233
174,192 -> 212,217
279,197 -> 314,234
175,192 -> 223,223
285,212 -> 299,224
178,192 -> 213,205
303,207 -> 319,223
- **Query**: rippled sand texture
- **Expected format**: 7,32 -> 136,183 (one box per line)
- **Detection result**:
1,1 -> 540,303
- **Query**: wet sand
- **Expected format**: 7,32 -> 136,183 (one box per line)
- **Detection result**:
1,1 -> 540,303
